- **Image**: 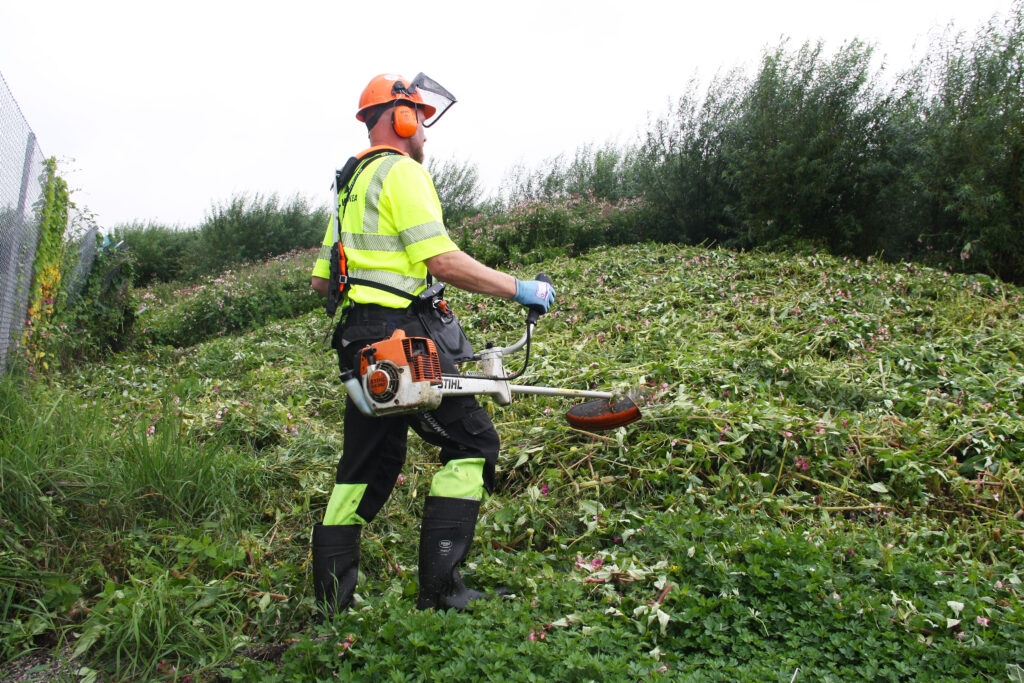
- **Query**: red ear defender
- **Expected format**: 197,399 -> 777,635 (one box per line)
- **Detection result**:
392,105 -> 418,138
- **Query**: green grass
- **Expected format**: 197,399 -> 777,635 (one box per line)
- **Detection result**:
2,243 -> 1022,680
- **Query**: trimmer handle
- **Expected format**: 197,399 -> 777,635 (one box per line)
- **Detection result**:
525,272 -> 554,327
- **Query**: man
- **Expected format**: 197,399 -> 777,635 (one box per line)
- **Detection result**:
310,73 -> 555,615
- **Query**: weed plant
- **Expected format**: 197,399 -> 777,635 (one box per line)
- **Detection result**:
3,243 -> 1022,680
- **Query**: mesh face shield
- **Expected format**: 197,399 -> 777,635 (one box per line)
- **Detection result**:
407,73 -> 456,127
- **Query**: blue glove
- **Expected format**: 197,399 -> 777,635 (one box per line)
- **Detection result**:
513,278 -> 556,312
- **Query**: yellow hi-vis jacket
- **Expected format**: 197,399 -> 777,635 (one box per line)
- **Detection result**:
311,146 -> 458,308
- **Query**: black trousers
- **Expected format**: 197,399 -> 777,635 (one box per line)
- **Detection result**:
331,303 -> 500,523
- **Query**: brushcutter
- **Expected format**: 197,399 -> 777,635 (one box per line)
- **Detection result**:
338,275 -> 641,432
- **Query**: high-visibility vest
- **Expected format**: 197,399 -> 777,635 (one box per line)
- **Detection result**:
312,147 -> 457,309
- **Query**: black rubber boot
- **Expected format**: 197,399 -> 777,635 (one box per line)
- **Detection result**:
312,523 -> 361,618
416,496 -> 496,611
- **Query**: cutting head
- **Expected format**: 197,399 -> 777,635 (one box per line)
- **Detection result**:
565,396 -> 641,432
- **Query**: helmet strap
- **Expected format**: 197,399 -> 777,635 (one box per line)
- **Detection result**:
363,103 -> 388,132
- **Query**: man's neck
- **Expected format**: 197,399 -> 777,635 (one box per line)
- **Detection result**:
359,144 -> 407,158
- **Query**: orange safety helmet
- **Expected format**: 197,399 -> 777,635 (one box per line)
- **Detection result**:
356,74 -> 435,122
355,73 -> 456,128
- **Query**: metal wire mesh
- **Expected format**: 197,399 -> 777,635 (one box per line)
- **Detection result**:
65,225 -> 98,307
0,71 -> 46,371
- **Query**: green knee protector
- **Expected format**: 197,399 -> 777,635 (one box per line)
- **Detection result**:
429,458 -> 486,500
323,483 -> 369,526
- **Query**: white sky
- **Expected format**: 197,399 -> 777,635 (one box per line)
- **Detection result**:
0,0 -> 1014,229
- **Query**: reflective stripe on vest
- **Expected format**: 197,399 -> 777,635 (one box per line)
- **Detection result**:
360,155 -> 404,234
341,221 -> 448,252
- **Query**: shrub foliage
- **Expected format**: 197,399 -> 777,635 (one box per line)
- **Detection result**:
476,3 -> 1024,283
115,193 -> 328,287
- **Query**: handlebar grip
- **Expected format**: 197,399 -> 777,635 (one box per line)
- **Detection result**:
525,272 -> 553,327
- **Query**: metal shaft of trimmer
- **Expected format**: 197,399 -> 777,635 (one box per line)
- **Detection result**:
508,385 -> 613,399
438,373 -> 613,406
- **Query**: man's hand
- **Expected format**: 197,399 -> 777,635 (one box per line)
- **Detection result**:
512,279 -> 556,312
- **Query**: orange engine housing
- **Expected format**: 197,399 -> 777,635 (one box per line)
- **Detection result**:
358,329 -> 442,394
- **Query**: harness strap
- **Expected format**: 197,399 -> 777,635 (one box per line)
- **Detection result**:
339,275 -> 417,302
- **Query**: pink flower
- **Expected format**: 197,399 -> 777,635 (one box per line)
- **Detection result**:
976,616 -> 989,628
591,557 -> 604,569
337,634 -> 355,656
782,431 -> 793,439
146,425 -> 155,436
540,483 -> 549,496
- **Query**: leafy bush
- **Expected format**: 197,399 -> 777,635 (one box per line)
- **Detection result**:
135,248 -> 322,348
21,239 -> 137,371
906,5 -> 1024,281
500,142 -> 640,205
114,194 -> 328,287
114,221 -> 193,286
15,161 -> 138,371
185,194 -> 328,281
25,158 -> 70,331
625,2 -> 1024,282
631,74 -> 743,246
451,193 -> 651,268
719,40 -> 897,254
427,156 -> 484,227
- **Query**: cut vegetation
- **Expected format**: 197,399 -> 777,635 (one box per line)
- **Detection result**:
2,243 -> 1022,680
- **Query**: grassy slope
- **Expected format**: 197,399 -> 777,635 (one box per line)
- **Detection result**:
3,243 -> 1023,681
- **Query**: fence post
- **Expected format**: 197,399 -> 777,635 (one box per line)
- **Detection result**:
0,131 -> 37,370
15,132 -> 36,229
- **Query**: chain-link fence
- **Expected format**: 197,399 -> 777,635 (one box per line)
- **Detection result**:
65,225 -> 98,307
0,71 -> 46,372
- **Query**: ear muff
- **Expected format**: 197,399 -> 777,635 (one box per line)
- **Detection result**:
392,104 -> 418,138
